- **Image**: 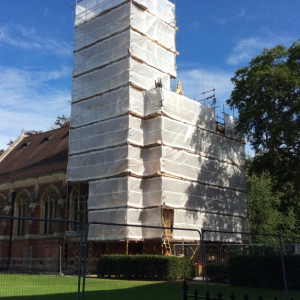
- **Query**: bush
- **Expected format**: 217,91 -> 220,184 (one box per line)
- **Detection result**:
206,263 -> 229,283
229,255 -> 300,289
97,254 -> 194,280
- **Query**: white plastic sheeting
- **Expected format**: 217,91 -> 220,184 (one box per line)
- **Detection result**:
69,0 -> 247,243
88,207 -> 245,241
172,209 -> 246,242
70,87 -> 144,125
73,29 -> 176,77
68,144 -> 246,190
88,177 -> 144,209
75,0 -> 175,27
88,176 -> 247,216
72,57 -> 171,101
145,88 -> 216,132
69,115 -> 143,154
71,87 -> 217,130
74,3 -> 175,52
69,114 -> 244,166
88,207 -> 163,240
145,116 -> 245,165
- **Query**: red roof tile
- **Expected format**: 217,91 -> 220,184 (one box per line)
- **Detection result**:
0,127 -> 69,182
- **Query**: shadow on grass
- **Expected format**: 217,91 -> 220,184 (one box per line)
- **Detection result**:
1,281 -> 183,300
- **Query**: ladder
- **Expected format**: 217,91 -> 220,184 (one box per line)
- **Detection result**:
163,235 -> 172,256
162,209 -> 174,256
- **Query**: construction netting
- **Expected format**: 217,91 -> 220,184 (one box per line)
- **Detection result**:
72,1 -> 176,102
68,144 -> 245,187
68,0 -> 247,243
75,0 -> 175,27
73,29 -> 176,77
88,176 -> 247,215
88,206 -> 246,241
69,114 -> 245,166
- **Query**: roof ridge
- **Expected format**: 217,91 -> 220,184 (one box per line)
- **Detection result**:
0,129 -> 25,163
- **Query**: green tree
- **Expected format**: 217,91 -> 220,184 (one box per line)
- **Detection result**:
227,41 -> 300,235
227,41 -> 300,160
247,170 -> 296,243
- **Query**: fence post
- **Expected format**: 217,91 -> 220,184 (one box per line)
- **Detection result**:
230,293 -> 235,300
205,290 -> 210,300
194,289 -> 198,300
217,292 -> 222,300
182,279 -> 188,300
278,234 -> 290,300
201,229 -> 208,294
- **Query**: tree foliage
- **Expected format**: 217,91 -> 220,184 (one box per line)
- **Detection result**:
227,41 -> 300,236
227,41 -> 300,160
52,115 -> 70,128
246,166 -> 297,242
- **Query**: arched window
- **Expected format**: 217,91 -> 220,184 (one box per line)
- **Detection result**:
15,191 -> 31,236
42,187 -> 59,235
69,184 -> 88,231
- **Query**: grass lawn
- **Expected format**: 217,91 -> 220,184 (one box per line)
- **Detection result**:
0,274 -> 299,300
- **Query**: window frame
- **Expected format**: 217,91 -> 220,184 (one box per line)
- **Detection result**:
42,187 -> 59,235
15,191 -> 31,236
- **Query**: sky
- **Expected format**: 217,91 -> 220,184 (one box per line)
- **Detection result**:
0,0 -> 299,154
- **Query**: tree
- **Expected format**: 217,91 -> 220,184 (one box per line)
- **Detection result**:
227,41 -> 300,235
52,115 -> 70,128
247,169 -> 297,243
227,41 -> 300,159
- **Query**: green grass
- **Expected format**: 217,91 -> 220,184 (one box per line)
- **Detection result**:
0,274 -> 299,300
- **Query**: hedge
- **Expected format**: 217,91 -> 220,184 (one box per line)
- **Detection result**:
206,263 -> 229,283
97,255 -> 194,280
228,255 -> 300,289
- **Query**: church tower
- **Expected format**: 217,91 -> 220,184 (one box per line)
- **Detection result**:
67,0 -> 247,247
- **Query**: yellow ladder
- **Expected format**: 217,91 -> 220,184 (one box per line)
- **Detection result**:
162,211 -> 173,256
162,234 -> 172,256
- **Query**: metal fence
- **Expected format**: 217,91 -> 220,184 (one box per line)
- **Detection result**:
1,216 -> 299,300
0,216 -> 82,299
79,221 -> 202,300
200,229 -> 300,300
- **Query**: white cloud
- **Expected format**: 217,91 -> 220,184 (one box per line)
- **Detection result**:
227,35 -> 296,66
227,37 -> 271,66
0,24 -> 72,57
0,67 -> 71,150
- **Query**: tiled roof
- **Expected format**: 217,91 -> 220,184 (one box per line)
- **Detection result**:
0,127 -> 69,182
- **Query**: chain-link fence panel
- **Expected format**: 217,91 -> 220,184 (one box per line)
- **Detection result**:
0,216 -> 82,299
78,222 -> 202,300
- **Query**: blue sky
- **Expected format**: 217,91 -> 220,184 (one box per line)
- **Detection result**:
0,0 -> 299,153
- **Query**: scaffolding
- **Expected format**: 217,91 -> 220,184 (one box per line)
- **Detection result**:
67,0 -> 247,245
